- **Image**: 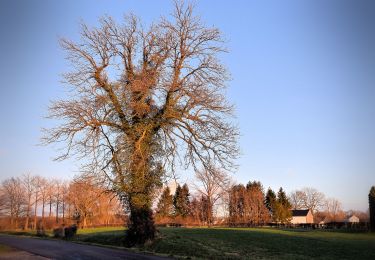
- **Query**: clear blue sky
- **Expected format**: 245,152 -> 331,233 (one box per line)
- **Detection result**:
0,0 -> 374,211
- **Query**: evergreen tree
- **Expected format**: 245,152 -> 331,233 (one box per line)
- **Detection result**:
155,187 -> 173,218
265,188 -> 276,213
173,184 -> 190,217
369,186 -> 375,232
181,184 -> 191,217
276,187 -> 292,223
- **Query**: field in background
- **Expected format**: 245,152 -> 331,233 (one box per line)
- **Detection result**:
2,227 -> 375,259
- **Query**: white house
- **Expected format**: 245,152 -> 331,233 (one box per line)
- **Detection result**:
291,209 -> 314,224
346,215 -> 359,223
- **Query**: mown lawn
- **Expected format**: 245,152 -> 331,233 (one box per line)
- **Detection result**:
72,227 -> 375,259
2,227 -> 375,259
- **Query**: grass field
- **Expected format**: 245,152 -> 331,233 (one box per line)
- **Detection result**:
72,227 -> 375,259
2,227 -> 375,259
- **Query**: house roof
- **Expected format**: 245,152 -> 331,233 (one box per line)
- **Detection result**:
291,209 -> 310,217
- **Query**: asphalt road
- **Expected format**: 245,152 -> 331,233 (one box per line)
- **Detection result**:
0,235 -> 169,260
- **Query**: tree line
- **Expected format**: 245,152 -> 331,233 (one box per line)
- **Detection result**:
0,173 -> 124,230
1,170 -> 370,230
152,168 -> 369,226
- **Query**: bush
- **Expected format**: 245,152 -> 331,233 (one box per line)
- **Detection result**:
53,224 -> 78,239
64,224 -> 77,239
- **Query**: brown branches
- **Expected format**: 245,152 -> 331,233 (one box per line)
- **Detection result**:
43,2 -> 239,235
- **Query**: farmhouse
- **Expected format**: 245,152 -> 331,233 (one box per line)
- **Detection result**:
291,209 -> 314,224
346,215 -> 359,223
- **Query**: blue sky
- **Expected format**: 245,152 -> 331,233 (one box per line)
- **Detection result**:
0,0 -> 374,211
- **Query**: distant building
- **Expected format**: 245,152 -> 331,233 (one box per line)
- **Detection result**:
346,215 -> 359,223
291,209 -> 314,224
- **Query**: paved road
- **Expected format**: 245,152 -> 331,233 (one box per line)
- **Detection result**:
0,235 -> 169,260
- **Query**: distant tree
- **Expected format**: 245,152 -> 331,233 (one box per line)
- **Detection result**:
0,177 -> 26,229
173,184 -> 190,218
289,190 -> 305,210
324,198 -> 344,222
265,188 -> 276,213
32,176 -> 44,230
67,176 -> 101,228
189,196 -> 202,225
53,180 -> 64,224
245,181 -> 270,225
369,186 -> 375,232
228,182 -> 270,226
22,173 -> 36,230
195,167 -> 230,226
299,187 -> 325,214
274,188 -> 292,224
199,195 -> 211,225
38,177 -> 49,227
155,186 -> 173,219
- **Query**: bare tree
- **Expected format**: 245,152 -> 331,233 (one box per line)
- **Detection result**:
294,187 -> 325,214
22,173 -> 35,230
38,177 -> 49,227
42,1 -> 238,244
289,190 -> 305,210
194,166 -> 230,226
47,179 -> 55,219
32,176 -> 44,230
67,175 -> 104,228
53,179 -> 65,224
1,177 -> 26,229
325,198 -> 343,222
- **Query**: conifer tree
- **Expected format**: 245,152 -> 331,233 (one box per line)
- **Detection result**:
369,186 -> 375,232
173,184 -> 190,217
155,187 -> 173,218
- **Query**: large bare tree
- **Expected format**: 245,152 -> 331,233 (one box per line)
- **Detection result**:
43,1 -> 238,244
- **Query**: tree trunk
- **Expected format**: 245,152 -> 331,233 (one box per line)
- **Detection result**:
10,216 -> 14,229
62,200 -> 65,224
82,216 -> 87,229
42,199 -> 45,227
124,133 -> 157,246
33,193 -> 38,230
56,202 -> 59,223
25,202 -> 30,230
49,197 -> 52,218
125,195 -> 155,247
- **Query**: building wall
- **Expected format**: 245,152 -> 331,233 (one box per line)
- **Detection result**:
291,210 -> 314,224
306,211 -> 314,223
291,216 -> 306,224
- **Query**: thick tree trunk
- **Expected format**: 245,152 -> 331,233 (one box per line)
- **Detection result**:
124,132 -> 157,246
125,195 -> 156,246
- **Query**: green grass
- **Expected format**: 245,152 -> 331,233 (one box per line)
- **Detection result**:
74,227 -> 126,246
149,227 -> 375,259
2,227 -> 375,259
73,227 -> 375,259
0,244 -> 13,253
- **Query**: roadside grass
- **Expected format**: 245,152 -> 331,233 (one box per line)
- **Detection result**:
0,244 -> 13,253
74,227 -> 126,246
